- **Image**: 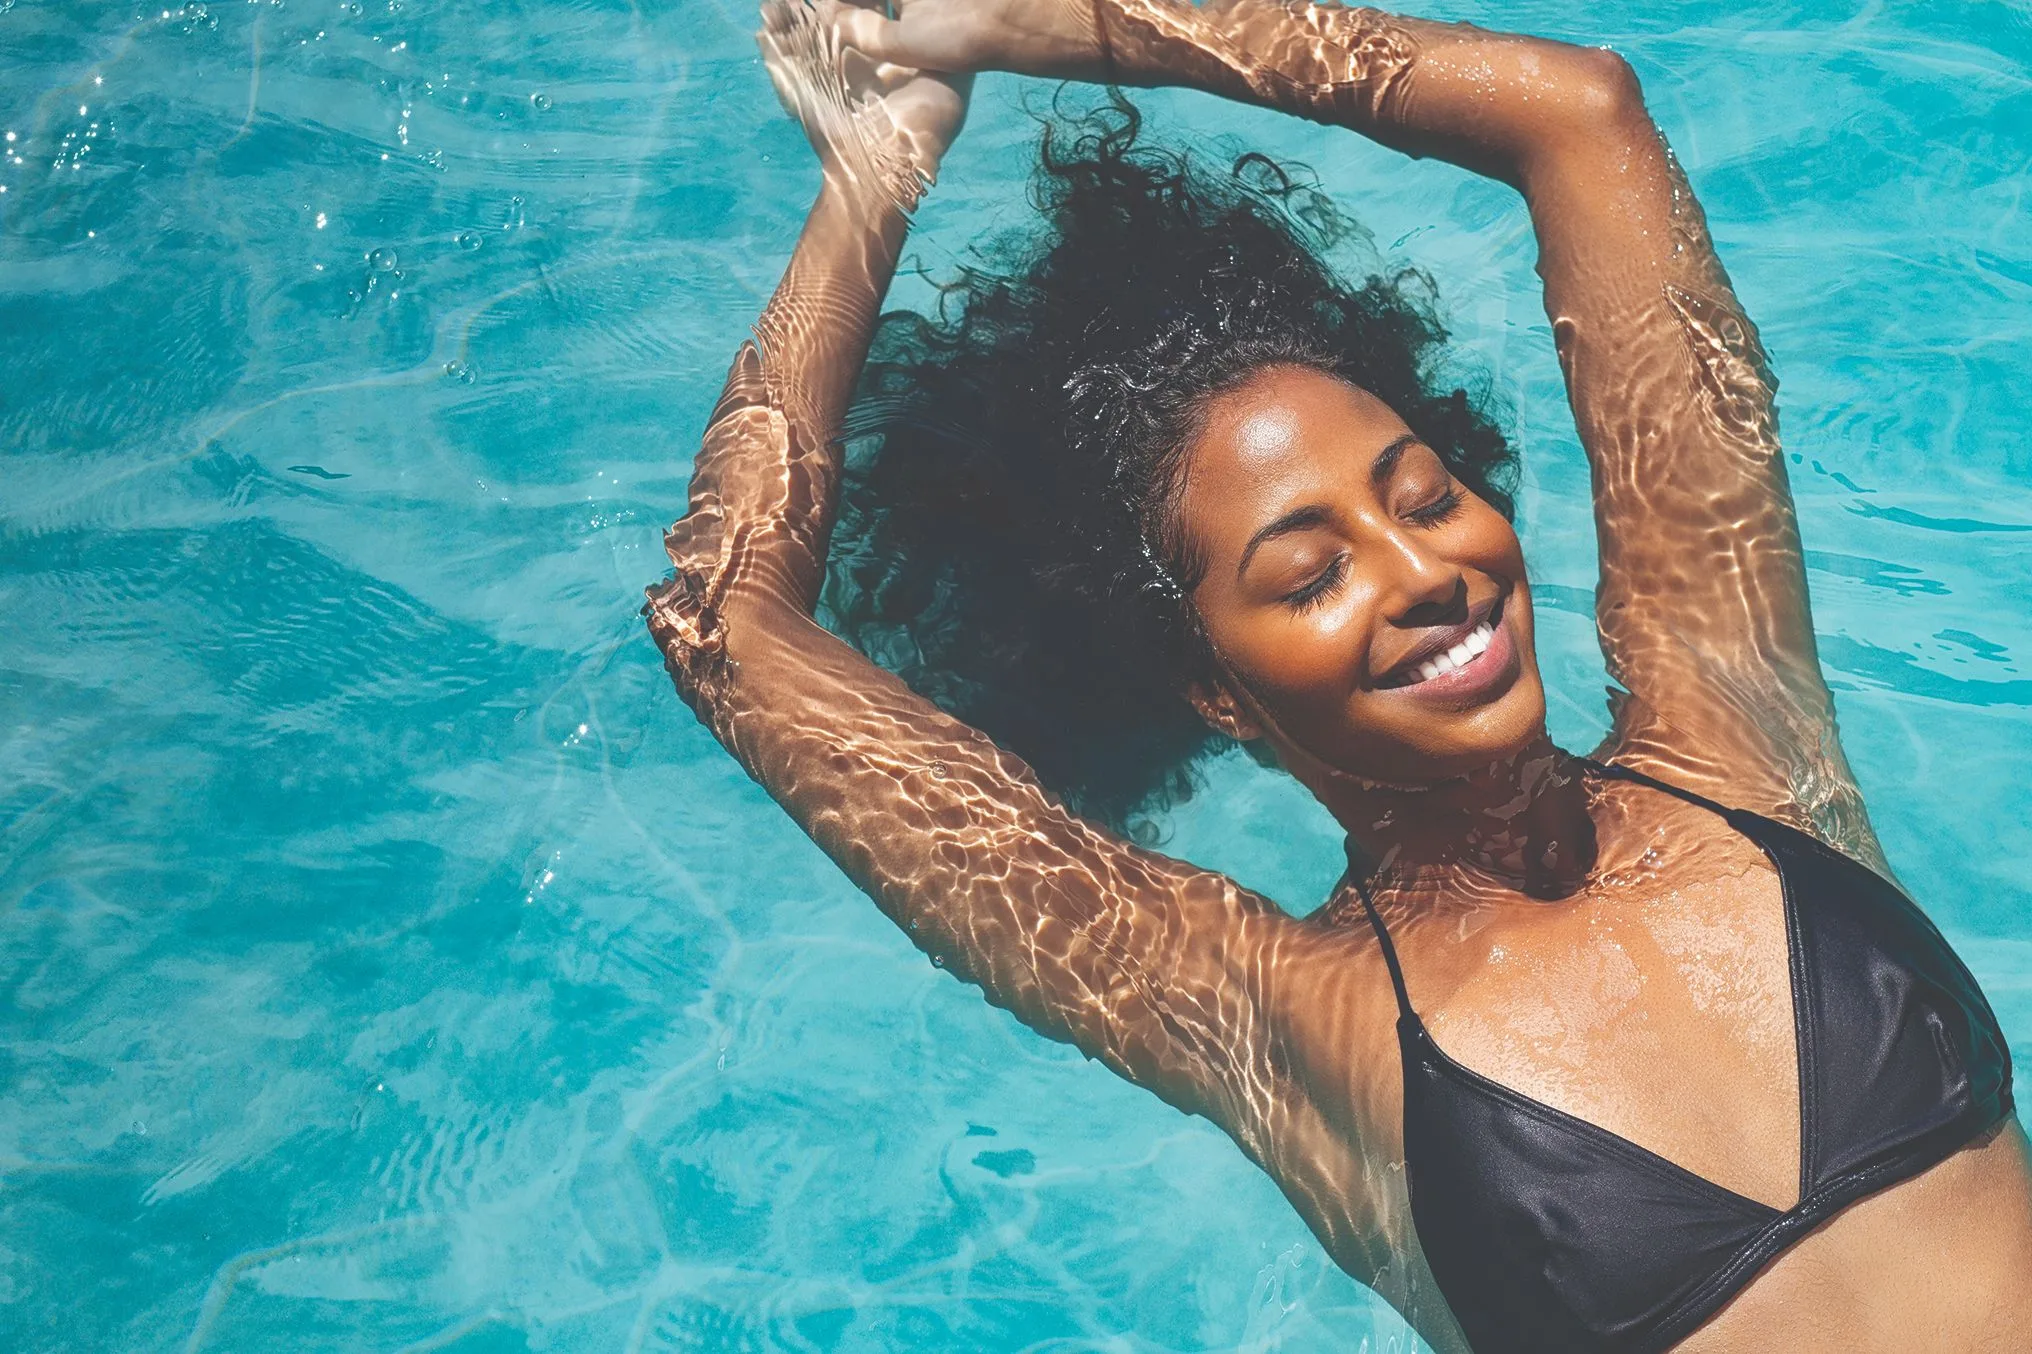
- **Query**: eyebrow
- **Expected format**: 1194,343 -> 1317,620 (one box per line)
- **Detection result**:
1233,434 -> 1421,578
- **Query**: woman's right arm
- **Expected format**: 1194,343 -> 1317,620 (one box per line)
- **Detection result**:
649,8 -> 1303,1146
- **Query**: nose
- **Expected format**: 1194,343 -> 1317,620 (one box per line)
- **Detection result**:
1376,529 -> 1468,630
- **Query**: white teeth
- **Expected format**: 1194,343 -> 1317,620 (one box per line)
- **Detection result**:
1401,620 -> 1497,687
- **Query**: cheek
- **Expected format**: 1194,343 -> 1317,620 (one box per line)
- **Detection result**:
1200,595 -> 1366,710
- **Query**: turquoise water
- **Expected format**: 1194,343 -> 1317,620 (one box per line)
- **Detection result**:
3,0 -> 2029,1348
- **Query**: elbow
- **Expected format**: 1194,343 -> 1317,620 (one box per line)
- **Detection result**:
1511,43 -> 1655,181
1558,46 -> 1650,134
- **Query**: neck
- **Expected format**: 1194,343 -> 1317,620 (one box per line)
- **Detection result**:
1313,739 -> 1598,900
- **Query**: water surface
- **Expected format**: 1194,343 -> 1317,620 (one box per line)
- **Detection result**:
2,0 -> 2029,1349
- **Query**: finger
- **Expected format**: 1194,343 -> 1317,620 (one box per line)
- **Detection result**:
867,58 -> 931,98
824,3 -> 911,64
754,24 -> 816,124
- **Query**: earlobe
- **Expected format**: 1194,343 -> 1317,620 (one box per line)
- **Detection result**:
1187,681 -> 1265,742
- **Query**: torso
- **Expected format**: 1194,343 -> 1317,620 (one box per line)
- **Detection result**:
1259,770 -> 2032,1353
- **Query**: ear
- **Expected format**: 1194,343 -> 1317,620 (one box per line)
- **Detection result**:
1187,679 -> 1265,742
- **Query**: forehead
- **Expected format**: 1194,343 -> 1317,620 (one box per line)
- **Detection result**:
1178,365 -> 1412,526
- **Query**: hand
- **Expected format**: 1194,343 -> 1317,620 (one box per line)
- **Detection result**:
821,0 -> 1110,81
760,0 -> 975,214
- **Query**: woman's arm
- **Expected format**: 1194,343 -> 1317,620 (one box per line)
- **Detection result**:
648,8 -> 1302,1140
842,0 -> 1882,863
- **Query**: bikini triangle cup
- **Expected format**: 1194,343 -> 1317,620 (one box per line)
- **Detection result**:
1349,759 -> 2013,1354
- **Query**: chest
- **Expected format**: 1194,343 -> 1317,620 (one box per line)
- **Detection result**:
1408,841 -> 1802,1209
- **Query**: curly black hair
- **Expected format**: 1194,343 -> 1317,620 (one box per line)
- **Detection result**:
826,96 -> 1517,837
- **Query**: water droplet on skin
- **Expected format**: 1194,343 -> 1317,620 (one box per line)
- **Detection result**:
928,760 -> 948,779
529,92 -> 552,112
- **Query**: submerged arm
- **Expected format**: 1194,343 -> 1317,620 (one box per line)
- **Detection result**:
846,0 -> 1879,862
647,12 -> 1299,1139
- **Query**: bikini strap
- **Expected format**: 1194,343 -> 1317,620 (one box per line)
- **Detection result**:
1582,756 -> 1742,824
1348,866 -> 1416,1021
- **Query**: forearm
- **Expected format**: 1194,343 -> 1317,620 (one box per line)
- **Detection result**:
743,183 -> 912,611
645,182 -> 909,704
758,183 -> 912,484
1095,1 -> 1644,187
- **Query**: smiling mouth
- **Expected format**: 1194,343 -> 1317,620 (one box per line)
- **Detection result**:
1403,618 -> 1495,685
1377,594 -> 1508,691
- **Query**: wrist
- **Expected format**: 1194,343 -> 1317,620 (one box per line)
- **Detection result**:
809,174 -> 917,243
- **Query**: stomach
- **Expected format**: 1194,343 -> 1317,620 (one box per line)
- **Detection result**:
1,0 -> 2026,1349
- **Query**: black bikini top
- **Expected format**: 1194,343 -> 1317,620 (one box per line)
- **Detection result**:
1351,760 -> 2014,1354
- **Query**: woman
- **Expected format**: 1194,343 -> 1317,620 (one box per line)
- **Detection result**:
647,1 -> 2032,1349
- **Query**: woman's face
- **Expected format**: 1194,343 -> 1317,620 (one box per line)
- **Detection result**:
1176,364 -> 1546,788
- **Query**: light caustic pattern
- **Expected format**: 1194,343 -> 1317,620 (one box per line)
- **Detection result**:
3,0 -> 2031,1349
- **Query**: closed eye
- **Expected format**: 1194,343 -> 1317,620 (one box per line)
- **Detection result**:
1405,486 -> 1464,527
1283,553 -> 1348,611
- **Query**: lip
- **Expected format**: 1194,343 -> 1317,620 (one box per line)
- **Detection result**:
1373,591 -> 1520,706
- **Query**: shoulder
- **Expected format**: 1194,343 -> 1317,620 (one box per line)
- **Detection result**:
1597,699 -> 1893,879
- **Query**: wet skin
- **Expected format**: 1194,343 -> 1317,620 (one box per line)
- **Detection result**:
648,2 -> 2032,1349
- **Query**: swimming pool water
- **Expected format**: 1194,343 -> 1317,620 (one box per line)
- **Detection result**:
1,0 -> 2028,1348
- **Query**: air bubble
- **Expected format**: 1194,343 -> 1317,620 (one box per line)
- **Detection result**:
454,230 -> 482,251
530,92 -> 552,112
366,246 -> 398,271
442,360 -> 477,384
